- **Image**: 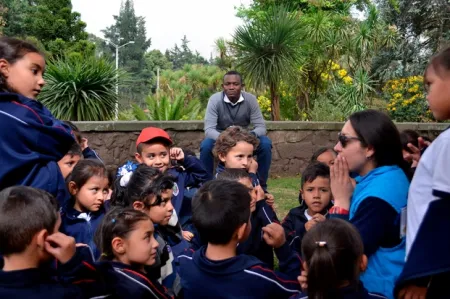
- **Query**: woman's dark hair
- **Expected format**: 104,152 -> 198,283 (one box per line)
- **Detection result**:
302,219 -> 364,299
95,207 -> 151,261
0,37 -> 43,92
425,46 -> 450,84
348,109 -> 412,179
400,129 -> 419,153
67,159 -> 109,190
111,164 -> 175,208
310,147 -> 337,163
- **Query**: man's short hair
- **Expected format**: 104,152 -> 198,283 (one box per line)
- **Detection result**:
0,186 -> 59,255
192,180 -> 251,245
223,70 -> 243,84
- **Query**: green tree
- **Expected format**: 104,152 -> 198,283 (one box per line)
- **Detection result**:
145,49 -> 172,88
231,6 -> 304,120
40,56 -> 121,121
165,35 -> 208,69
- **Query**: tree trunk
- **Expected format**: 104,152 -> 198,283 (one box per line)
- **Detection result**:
270,83 -> 281,121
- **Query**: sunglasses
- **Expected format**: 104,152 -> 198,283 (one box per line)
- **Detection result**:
338,132 -> 361,147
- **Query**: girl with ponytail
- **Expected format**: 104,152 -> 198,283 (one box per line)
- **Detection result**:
294,219 -> 386,299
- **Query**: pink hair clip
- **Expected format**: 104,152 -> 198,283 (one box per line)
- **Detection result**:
315,241 -> 327,247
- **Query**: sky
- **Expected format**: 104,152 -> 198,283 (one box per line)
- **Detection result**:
71,0 -> 253,58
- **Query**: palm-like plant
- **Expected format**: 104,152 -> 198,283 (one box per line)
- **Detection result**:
231,6 -> 304,120
40,57 -> 120,121
132,93 -> 202,120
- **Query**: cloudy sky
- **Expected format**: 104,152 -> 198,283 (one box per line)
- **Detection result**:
71,0 -> 253,58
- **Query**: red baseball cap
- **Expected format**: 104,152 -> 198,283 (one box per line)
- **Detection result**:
136,127 -> 173,147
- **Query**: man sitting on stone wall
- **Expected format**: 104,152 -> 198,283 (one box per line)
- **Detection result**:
200,70 -> 272,190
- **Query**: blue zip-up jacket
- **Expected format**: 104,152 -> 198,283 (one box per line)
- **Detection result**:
395,198 -> 450,298
0,92 -> 74,206
82,147 -> 103,162
177,246 -> 301,299
282,202 -> 332,254
96,261 -> 174,298
290,282 -> 387,299
60,202 -> 109,260
331,166 -> 409,299
0,246 -> 107,298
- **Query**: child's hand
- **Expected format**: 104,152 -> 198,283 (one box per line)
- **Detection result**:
44,233 -> 76,264
304,214 -> 325,231
262,223 -> 286,248
182,230 -> 194,242
255,185 -> 266,201
80,137 -> 88,151
170,147 -> 185,161
265,193 -> 275,206
298,270 -> 308,291
248,157 -> 258,174
398,285 -> 427,299
405,137 -> 431,168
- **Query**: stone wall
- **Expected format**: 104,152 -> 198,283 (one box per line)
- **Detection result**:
76,121 -> 447,177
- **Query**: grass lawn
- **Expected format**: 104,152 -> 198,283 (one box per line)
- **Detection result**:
268,176 -> 302,220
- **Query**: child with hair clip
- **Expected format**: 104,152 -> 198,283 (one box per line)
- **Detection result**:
282,162 -> 333,254
116,127 -> 208,241
292,218 -> 386,299
112,164 -> 186,296
216,168 -> 302,270
0,37 -> 75,206
60,159 -> 110,260
95,207 -> 174,299
214,126 -> 275,207
395,47 -> 450,299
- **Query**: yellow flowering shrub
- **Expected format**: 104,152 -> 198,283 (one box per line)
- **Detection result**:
257,95 -> 272,120
384,76 -> 433,122
321,61 -> 353,86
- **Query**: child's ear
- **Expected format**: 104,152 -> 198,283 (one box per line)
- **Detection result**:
68,181 -> 78,196
218,153 -> 227,163
132,201 -> 145,211
112,237 -> 126,255
0,59 -> 10,77
236,220 -> 251,242
360,254 -> 368,272
35,229 -> 49,252
135,152 -> 143,164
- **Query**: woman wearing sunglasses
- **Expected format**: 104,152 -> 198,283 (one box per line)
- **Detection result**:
327,109 -> 411,299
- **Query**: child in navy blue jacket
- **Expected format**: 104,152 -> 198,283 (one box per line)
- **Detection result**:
0,37 -> 74,206
57,141 -> 83,180
63,120 -> 104,162
291,219 -> 386,299
94,207 -> 174,298
214,126 -> 275,206
177,180 -> 302,299
117,126 -> 208,241
0,186 -> 107,298
282,162 -> 333,254
112,164 -> 187,295
60,159 -> 110,259
216,168 -> 301,269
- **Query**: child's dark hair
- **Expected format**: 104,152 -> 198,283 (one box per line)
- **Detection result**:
0,186 -> 59,255
192,180 -> 251,245
63,121 -> 83,144
67,141 -> 83,157
302,219 -> 364,299
301,162 -> 330,190
67,159 -> 109,190
216,168 -> 252,182
400,130 -> 419,153
425,46 -> 450,84
111,164 -> 175,208
95,207 -> 151,261
213,126 -> 259,158
0,37 -> 43,92
310,147 -> 337,163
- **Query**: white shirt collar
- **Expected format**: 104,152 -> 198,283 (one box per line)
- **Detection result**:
304,209 -> 313,221
224,93 -> 244,106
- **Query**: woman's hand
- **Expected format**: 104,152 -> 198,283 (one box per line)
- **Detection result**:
330,156 -> 354,210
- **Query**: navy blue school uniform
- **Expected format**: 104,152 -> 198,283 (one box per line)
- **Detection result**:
82,147 -> 103,162
177,247 -> 302,299
395,198 -> 450,299
290,282 -> 387,299
60,201 -> 110,260
0,92 -> 74,206
97,261 -> 174,298
0,246 -> 107,298
282,201 -> 333,254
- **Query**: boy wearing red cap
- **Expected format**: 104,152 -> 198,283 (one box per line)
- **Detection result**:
117,127 -> 208,242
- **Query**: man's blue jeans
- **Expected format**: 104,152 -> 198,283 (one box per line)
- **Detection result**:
200,136 -> 272,190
